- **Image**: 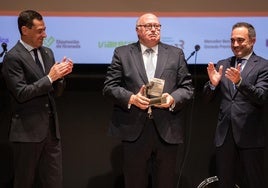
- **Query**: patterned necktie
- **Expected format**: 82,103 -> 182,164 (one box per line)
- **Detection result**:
145,48 -> 155,81
145,49 -> 155,118
237,58 -> 246,72
233,58 -> 246,90
33,48 -> 44,73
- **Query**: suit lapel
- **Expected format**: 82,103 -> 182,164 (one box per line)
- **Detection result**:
130,42 -> 168,84
17,42 -> 44,78
231,54 -> 257,98
131,43 -> 148,84
228,57 -> 237,97
240,53 -> 257,81
39,47 -> 52,75
154,43 -> 168,79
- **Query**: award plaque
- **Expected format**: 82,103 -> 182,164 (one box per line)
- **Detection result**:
145,78 -> 166,105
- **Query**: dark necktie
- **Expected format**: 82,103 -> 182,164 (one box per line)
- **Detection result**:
233,58 -> 246,90
33,48 -> 44,73
237,58 -> 246,71
145,48 -> 155,81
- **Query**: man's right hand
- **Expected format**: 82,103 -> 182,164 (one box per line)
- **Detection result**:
129,85 -> 150,110
207,62 -> 223,87
48,57 -> 73,82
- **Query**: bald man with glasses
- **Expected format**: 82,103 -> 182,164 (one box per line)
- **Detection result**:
103,13 -> 194,188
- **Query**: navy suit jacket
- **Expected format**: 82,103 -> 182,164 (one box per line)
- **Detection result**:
204,53 -> 268,148
103,42 -> 194,144
2,41 -> 64,142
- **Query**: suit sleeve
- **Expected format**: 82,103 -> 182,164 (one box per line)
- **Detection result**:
2,52 -> 53,103
170,49 -> 194,112
237,59 -> 268,105
103,47 -> 133,109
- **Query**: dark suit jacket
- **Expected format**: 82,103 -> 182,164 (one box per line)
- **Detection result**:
1,41 -> 64,142
204,53 -> 268,148
103,42 -> 194,144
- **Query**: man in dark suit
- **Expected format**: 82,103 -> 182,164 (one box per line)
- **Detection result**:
203,22 -> 268,188
1,10 -> 73,188
103,13 -> 194,188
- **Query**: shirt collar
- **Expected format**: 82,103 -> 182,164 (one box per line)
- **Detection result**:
238,51 -> 253,61
19,39 -> 36,52
140,43 -> 158,54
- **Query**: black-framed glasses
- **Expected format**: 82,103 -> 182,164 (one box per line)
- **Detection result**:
137,24 -> 161,30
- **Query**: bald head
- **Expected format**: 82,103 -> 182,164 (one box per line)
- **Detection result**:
136,13 -> 159,26
135,13 -> 161,48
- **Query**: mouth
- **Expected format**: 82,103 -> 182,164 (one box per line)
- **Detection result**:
233,47 -> 241,52
149,34 -> 158,38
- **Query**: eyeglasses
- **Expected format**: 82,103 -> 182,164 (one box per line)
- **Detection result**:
137,24 -> 161,30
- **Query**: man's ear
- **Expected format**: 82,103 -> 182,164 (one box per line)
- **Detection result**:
251,37 -> 256,45
21,26 -> 28,35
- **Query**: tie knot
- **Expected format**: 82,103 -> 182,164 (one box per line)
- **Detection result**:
237,58 -> 246,64
145,48 -> 154,54
32,48 -> 39,55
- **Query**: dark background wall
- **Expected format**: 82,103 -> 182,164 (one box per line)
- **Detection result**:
1,64 -> 268,188
1,0 -> 267,13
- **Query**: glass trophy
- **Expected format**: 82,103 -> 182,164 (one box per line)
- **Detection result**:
145,78 -> 166,105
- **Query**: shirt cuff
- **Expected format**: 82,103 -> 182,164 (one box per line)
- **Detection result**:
47,75 -> 53,83
235,77 -> 242,87
209,82 -> 216,90
128,104 -> 131,109
169,102 -> 175,112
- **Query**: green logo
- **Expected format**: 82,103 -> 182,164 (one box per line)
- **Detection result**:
98,41 -> 135,48
43,36 -> 55,47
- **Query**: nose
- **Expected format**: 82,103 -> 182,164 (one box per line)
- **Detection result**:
42,31 -> 47,38
150,27 -> 157,32
232,40 -> 239,47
